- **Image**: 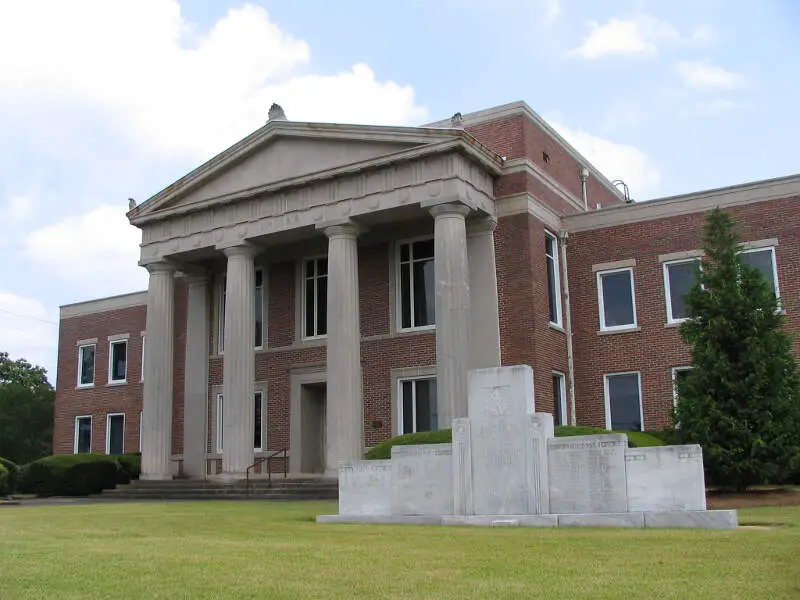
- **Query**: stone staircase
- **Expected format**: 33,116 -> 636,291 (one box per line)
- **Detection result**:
99,476 -> 339,502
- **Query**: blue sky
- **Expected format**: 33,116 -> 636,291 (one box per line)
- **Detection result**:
1,0 -> 798,381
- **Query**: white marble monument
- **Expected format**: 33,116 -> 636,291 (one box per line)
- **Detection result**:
317,365 -> 737,529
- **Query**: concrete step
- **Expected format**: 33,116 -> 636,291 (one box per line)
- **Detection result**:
101,492 -> 337,501
98,477 -> 338,501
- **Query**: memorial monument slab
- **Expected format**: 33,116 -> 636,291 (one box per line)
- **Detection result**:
391,444 -> 453,515
339,460 -> 392,516
548,434 -> 628,514
526,413 -> 553,514
452,418 -> 474,515
626,445 -> 707,512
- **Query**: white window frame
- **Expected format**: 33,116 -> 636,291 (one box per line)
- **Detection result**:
216,393 -> 224,453
740,246 -> 781,299
597,267 -> 638,331
139,410 -> 143,452
302,256 -> 328,340
77,344 -> 96,388
396,237 -> 436,332
105,412 -> 126,455
603,371 -> 644,432
219,268 -> 266,353
671,366 -> 693,407
663,258 -> 700,324
216,391 -> 266,453
552,371 -> 567,427
108,339 -> 128,384
397,376 -> 437,435
545,231 -> 563,327
140,334 -> 146,383
74,415 -> 92,453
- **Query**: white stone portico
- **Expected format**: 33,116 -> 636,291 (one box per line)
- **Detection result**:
128,112 -> 504,480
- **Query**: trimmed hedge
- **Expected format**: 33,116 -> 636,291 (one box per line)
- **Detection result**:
365,425 -> 665,459
21,454 -> 122,497
0,463 -> 7,496
0,457 -> 19,495
116,452 -> 141,483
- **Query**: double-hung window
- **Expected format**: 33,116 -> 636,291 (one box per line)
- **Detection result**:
398,239 -> 435,330
597,267 -> 637,331
77,344 -> 95,387
218,268 -> 265,352
216,392 -> 265,453
603,372 -> 643,431
303,258 -> 328,339
398,377 -> 438,434
545,232 -> 563,326
74,416 -> 92,453
108,339 -> 128,383
740,247 -> 780,298
663,259 -> 700,323
106,413 -> 125,455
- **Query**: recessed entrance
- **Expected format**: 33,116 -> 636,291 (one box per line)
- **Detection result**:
300,383 -> 327,474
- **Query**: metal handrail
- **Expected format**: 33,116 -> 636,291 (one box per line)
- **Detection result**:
245,448 -> 288,495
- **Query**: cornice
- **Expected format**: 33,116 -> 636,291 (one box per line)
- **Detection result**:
494,192 -> 563,231
501,157 -> 585,212
60,291 -> 148,319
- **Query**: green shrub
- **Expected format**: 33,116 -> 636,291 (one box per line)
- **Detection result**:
365,425 -> 665,459
116,452 -> 141,483
0,457 -> 19,495
0,463 -> 7,496
22,454 -> 121,497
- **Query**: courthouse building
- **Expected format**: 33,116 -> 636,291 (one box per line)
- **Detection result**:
53,101 -> 800,480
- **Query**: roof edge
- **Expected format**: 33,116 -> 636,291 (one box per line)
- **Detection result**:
60,291 -> 148,319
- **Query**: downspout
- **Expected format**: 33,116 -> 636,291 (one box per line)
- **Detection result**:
559,229 -> 577,426
579,167 -> 589,211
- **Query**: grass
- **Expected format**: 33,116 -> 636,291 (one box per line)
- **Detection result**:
1,501 -> 799,600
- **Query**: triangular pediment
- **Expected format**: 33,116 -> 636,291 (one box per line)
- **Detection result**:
131,123 -> 459,221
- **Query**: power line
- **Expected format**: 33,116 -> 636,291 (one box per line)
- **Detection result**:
0,307 -> 58,326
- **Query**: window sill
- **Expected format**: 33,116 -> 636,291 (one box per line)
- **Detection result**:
664,320 -> 686,328
597,326 -> 641,336
397,325 -> 436,335
107,380 -> 127,387
548,322 -> 566,333
76,383 -> 95,390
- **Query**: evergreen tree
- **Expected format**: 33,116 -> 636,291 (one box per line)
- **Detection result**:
671,208 -> 800,490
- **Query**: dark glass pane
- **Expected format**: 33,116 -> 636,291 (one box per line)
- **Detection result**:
545,234 -> 555,257
608,374 -> 641,431
547,256 -> 558,323
601,271 -> 634,327
77,418 -> 91,453
305,260 -> 314,278
415,380 -> 438,432
111,342 -> 126,380
668,261 -> 697,320
552,375 -> 564,426
318,258 -> 328,277
80,346 -> 94,385
399,243 -> 410,263
741,250 -> 776,294
108,415 -> 124,455
317,276 -> 327,336
400,263 -> 411,328
413,239 -> 434,260
254,287 -> 264,346
413,258 -> 435,327
254,394 -> 262,449
305,276 -> 315,336
402,381 -> 414,434
255,269 -> 263,288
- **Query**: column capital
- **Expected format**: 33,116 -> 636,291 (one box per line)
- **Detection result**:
429,202 -> 471,220
467,215 -> 498,237
321,220 -> 363,240
222,243 -> 259,259
144,261 -> 177,275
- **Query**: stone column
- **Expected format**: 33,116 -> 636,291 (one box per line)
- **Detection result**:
182,275 -> 209,479
429,202 -> 471,426
467,217 -> 501,370
221,245 -> 257,477
140,262 -> 176,480
323,222 -> 363,475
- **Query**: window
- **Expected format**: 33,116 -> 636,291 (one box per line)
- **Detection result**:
140,335 -> 146,382
398,377 -> 438,434
303,258 -> 328,338
597,268 -> 637,330
672,366 -> 692,407
664,259 -> 700,323
109,340 -> 128,383
741,247 -> 780,298
218,269 -> 265,352
74,416 -> 92,453
552,372 -> 567,426
398,239 -> 435,330
106,413 -> 125,455
604,372 -> 643,431
77,344 -> 95,387
216,391 -> 265,453
545,232 -> 562,326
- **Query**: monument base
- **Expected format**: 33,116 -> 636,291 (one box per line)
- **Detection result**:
315,509 -> 738,530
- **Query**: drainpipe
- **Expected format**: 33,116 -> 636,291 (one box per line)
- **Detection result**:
559,229 -> 577,426
579,167 -> 589,211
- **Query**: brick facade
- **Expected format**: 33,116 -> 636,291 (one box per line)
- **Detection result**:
52,103 -> 800,470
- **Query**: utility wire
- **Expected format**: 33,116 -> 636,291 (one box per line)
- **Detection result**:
0,307 -> 58,326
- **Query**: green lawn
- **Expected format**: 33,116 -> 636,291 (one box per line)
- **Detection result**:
1,501 -> 798,600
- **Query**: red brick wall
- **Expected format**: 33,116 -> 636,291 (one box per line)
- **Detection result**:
567,196 -> 800,431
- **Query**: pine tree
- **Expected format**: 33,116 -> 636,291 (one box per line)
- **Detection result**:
671,208 -> 800,491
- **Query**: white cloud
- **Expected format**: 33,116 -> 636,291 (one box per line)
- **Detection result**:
550,121 -> 661,199
0,1 -> 428,160
675,61 -> 746,90
24,206 -> 147,296
5,196 -> 35,224
569,16 -> 680,59
543,0 -> 562,24
691,25 -> 719,45
0,292 -> 58,381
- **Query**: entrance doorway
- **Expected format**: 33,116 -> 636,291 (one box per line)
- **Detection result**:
300,383 -> 327,474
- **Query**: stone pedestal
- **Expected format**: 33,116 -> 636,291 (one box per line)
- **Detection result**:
182,275 -> 209,479
430,202 -> 471,425
322,222 -> 363,475
140,262 -> 176,481
221,245 -> 257,477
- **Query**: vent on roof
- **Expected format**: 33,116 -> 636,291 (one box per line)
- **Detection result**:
268,103 -> 287,121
